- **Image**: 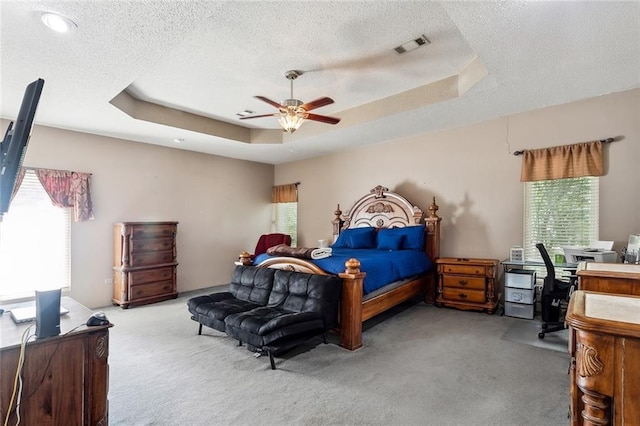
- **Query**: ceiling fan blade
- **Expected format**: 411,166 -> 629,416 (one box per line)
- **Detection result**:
300,97 -> 334,111
254,96 -> 282,109
305,113 -> 341,125
239,113 -> 277,120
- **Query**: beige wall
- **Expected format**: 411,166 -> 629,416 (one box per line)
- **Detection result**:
2,89 -> 637,307
276,89 -> 640,261
1,122 -> 274,308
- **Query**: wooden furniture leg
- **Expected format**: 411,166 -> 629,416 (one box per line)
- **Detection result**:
579,387 -> 610,425
339,259 -> 366,351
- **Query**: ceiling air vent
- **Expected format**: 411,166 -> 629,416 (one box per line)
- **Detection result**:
236,110 -> 254,117
394,34 -> 430,55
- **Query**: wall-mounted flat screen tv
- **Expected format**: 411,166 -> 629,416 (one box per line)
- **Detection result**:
0,78 -> 45,220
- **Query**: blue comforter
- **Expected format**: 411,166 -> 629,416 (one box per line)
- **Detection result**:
254,248 -> 431,295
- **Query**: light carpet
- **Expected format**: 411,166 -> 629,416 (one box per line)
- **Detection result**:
102,287 -> 571,425
500,317 -> 569,353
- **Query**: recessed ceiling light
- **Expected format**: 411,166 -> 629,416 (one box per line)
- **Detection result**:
41,12 -> 77,33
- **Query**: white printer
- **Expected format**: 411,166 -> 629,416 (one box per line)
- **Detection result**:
563,241 -> 618,263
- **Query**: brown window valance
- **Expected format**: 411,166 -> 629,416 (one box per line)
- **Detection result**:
520,140 -> 606,182
272,183 -> 299,203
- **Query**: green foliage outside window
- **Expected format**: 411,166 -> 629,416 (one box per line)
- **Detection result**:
524,177 -> 598,261
275,202 -> 297,247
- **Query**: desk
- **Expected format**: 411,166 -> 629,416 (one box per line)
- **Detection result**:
566,291 -> 640,425
501,260 -> 579,285
501,259 -> 579,273
577,262 -> 640,296
0,297 -> 111,425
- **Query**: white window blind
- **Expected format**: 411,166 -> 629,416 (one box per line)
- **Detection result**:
273,202 -> 297,247
0,170 -> 71,301
524,177 -> 599,262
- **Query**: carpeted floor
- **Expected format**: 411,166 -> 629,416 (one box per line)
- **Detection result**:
501,318 -> 569,353
102,288 -> 571,425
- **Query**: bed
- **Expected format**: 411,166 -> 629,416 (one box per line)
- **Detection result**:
239,185 -> 442,350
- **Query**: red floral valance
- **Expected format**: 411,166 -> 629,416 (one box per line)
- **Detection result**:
32,168 -> 94,222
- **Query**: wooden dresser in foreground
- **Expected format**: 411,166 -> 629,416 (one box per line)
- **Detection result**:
435,257 -> 499,314
113,221 -> 178,308
566,290 -> 640,425
0,298 -> 111,424
578,262 -> 640,296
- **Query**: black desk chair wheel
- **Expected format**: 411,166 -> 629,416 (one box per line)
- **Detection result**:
536,243 -> 576,339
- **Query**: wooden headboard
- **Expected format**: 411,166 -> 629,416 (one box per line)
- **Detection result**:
332,185 -> 441,261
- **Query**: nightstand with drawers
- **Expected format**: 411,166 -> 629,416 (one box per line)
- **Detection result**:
435,257 -> 499,314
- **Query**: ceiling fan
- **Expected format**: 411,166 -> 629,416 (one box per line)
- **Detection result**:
240,70 -> 341,133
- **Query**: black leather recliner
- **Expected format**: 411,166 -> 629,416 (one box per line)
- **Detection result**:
187,266 -> 276,334
225,269 -> 342,370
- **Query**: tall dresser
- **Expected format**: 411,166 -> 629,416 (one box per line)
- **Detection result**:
113,221 -> 178,308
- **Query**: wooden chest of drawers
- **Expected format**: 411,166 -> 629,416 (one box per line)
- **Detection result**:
113,222 -> 178,308
435,257 -> 499,314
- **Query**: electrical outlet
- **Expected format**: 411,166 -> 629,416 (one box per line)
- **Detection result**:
104,278 -> 113,285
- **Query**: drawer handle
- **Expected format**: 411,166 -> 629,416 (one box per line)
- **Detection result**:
458,280 -> 467,286
458,293 -> 467,299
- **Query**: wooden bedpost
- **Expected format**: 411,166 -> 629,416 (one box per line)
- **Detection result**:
338,258 -> 366,351
424,197 -> 441,261
332,204 -> 343,243
424,197 -> 442,304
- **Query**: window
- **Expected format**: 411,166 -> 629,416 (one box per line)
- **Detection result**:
0,170 -> 71,301
273,202 -> 297,247
271,183 -> 298,247
523,176 -> 599,262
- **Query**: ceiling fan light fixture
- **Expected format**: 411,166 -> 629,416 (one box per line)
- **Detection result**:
278,108 -> 307,133
241,69 -> 340,130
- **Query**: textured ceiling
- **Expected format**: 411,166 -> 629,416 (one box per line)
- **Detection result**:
1,1 -> 639,165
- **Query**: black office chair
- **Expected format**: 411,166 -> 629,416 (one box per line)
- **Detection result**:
536,243 -> 575,339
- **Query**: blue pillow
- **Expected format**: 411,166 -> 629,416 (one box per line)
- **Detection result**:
376,231 -> 404,251
347,230 -> 376,249
332,227 -> 376,248
396,225 -> 426,250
